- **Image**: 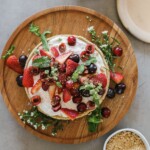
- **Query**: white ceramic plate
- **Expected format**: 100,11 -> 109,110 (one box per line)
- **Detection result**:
103,128 -> 150,150
117,0 -> 150,43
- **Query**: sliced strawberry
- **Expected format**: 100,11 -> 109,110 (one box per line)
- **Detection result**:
61,108 -> 79,120
49,84 -> 56,100
50,47 -> 59,57
6,55 -> 23,74
63,88 -> 71,103
80,51 -> 90,62
31,79 -> 42,94
59,43 -> 66,53
23,67 -> 34,87
32,54 -> 41,61
40,49 -> 51,58
85,44 -> 95,54
55,51 -> 73,64
110,71 -> 124,84
66,59 -> 78,75
91,73 -> 107,88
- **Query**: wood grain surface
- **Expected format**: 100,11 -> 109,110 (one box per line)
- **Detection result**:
0,6 -> 138,144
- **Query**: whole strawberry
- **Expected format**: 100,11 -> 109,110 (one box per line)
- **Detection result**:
6,55 -> 23,74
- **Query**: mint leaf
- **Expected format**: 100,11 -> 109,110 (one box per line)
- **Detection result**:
72,64 -> 84,82
92,92 -> 100,106
85,57 -> 97,66
29,23 -> 40,36
32,56 -> 51,68
40,31 -> 51,51
2,45 -> 15,60
80,83 -> 95,91
88,107 -> 102,132
29,23 -> 51,51
56,82 -> 62,88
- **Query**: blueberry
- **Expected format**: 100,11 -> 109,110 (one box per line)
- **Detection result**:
107,88 -> 115,98
115,83 -> 126,94
16,75 -> 23,87
87,63 -> 97,74
69,54 -> 80,63
19,55 -> 28,68
80,89 -> 90,97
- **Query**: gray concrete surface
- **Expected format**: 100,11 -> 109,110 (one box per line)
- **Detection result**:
0,0 -> 150,149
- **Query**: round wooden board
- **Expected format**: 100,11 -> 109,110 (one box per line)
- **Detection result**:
0,6 -> 138,144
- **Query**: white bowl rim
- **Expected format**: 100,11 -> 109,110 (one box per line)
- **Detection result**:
103,128 -> 150,150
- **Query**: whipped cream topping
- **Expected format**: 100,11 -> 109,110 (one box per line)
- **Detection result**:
27,35 -> 106,118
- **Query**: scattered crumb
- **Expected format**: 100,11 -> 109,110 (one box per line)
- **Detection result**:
86,16 -> 92,22
86,16 -> 89,19
106,131 -> 146,150
122,96 -> 125,98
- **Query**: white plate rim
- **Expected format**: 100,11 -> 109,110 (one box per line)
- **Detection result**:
117,0 -> 150,43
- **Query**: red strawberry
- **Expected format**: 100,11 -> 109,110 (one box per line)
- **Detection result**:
66,59 -> 78,75
61,108 -> 79,120
59,43 -> 66,53
63,88 -> 71,103
91,73 -> 107,88
40,49 -> 51,58
110,71 -> 123,84
55,51 -> 73,64
85,44 -> 95,54
80,51 -> 90,62
31,79 -> 42,94
50,47 -> 59,57
6,55 -> 23,74
23,67 -> 34,87
32,54 -> 41,61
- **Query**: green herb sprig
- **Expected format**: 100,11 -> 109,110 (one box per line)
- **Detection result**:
80,83 -> 102,106
2,45 -> 15,59
72,64 -> 85,82
29,23 -> 51,51
88,27 -> 120,71
88,107 -> 102,132
18,106 -> 68,136
32,56 -> 51,68
84,56 -> 97,66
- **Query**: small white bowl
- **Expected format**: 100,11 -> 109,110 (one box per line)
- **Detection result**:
103,128 -> 150,150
